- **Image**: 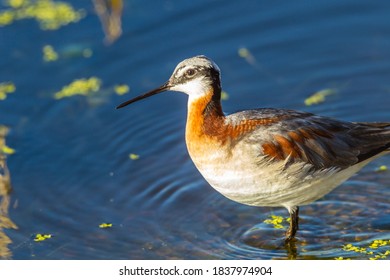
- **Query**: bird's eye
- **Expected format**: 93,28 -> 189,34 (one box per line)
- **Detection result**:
186,68 -> 196,77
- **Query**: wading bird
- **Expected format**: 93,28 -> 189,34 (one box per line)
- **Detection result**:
117,55 -> 390,241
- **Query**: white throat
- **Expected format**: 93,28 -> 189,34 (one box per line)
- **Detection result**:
170,77 -> 211,101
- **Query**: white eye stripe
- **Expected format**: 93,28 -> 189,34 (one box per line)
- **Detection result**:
167,56 -> 221,97
173,56 -> 220,78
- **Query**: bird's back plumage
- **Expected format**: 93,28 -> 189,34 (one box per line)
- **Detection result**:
226,108 -> 390,170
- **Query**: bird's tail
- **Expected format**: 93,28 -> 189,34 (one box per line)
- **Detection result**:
353,122 -> 390,161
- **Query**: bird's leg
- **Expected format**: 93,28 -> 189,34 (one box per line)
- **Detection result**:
285,206 -> 299,242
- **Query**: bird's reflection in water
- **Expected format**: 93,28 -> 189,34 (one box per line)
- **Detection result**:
93,0 -> 124,44
240,227 -> 298,259
0,126 -> 17,259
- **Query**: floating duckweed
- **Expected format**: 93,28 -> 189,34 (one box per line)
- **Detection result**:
369,239 -> 389,249
343,244 -> 367,254
34,233 -> 52,242
304,89 -> 337,106
82,48 -> 93,58
376,165 -> 388,172
54,77 -> 101,99
6,0 -> 28,9
99,223 -> 112,228
129,153 -> 139,160
369,250 -> 390,260
341,239 -> 390,260
0,125 -> 9,136
114,84 -> 129,95
238,47 -> 250,58
1,145 -> 15,155
0,0 -> 85,30
238,47 -> 257,65
42,44 -> 58,62
0,82 -> 16,100
0,10 -> 14,25
263,215 -> 290,229
1,125 -> 15,155
58,44 -> 93,59
221,90 -> 229,101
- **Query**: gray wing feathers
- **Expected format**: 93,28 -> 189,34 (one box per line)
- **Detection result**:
228,108 -> 390,170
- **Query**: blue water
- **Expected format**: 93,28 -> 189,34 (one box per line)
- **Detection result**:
1,0 -> 390,259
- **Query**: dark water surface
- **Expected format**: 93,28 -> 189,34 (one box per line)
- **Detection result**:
1,0 -> 390,259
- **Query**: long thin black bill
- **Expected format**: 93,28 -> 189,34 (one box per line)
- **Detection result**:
116,82 -> 170,109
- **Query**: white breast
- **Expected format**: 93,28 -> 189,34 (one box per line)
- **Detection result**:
189,141 -> 373,209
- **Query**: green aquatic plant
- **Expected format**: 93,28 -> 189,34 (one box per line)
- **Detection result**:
54,77 -> 102,99
44,44 -> 93,61
54,78 -> 132,107
114,84 -> 129,95
238,47 -> 256,65
99,223 -> 112,228
0,126 -> 15,155
221,90 -> 229,101
0,145 -> 15,155
338,239 -> 390,260
375,165 -> 388,172
0,0 -> 85,30
33,233 -> 52,242
81,48 -> 93,58
42,44 -> 58,62
129,153 -> 139,160
304,88 -> 337,106
263,215 -> 290,229
0,82 -> 15,101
